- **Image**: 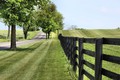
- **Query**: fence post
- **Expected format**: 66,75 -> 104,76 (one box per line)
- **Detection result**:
73,37 -> 78,72
67,37 -> 70,60
95,38 -> 103,80
65,37 -> 68,57
70,38 -> 74,65
58,34 -> 61,40
78,38 -> 84,80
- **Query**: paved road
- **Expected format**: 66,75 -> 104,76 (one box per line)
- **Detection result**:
0,32 -> 46,50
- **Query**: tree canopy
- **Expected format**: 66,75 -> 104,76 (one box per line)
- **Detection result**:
0,0 -> 63,49
0,0 -> 50,49
35,2 -> 63,39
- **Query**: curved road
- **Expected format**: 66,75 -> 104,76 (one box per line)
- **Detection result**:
0,32 -> 46,50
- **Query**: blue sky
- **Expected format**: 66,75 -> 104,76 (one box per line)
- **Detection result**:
0,22 -> 7,30
0,0 -> 120,30
52,0 -> 120,29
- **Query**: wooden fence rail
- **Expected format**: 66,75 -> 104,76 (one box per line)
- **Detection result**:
58,34 -> 120,80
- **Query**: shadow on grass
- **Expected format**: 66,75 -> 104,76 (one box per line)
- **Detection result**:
0,47 -> 10,51
0,42 -> 42,51
8,47 -> 37,51
0,47 -> 37,52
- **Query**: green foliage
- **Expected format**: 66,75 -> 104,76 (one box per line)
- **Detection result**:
0,0 -> 50,48
0,0 -> 33,48
0,0 -> 50,27
1,1 -> 20,25
35,2 -> 63,39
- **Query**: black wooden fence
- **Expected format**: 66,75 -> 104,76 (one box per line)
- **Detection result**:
58,34 -> 120,80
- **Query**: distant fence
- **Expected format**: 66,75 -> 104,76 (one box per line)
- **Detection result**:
58,34 -> 120,80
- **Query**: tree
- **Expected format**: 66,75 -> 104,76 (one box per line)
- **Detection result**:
18,1 -> 50,39
7,25 -> 11,39
19,11 -> 36,39
0,0 -> 22,49
53,11 -> 64,35
68,25 -> 78,30
36,2 -> 63,39
0,0 -> 50,49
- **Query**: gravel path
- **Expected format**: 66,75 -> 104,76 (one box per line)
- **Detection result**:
0,32 -> 46,50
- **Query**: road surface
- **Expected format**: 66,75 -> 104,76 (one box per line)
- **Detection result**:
0,32 -> 46,50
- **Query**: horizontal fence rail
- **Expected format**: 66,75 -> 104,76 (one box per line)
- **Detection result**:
58,34 -> 120,80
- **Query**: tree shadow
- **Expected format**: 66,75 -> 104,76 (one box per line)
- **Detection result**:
0,43 -> 40,51
2,47 -> 39,52
0,47 -> 9,50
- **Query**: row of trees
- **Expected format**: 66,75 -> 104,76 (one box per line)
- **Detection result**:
0,0 -> 63,49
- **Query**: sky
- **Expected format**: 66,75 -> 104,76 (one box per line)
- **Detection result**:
52,0 -> 120,29
0,0 -> 120,30
0,22 -> 8,30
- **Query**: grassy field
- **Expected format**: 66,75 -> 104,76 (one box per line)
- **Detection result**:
61,29 -> 120,80
0,29 -> 119,80
0,39 -> 73,80
62,29 -> 120,38
0,30 -> 40,42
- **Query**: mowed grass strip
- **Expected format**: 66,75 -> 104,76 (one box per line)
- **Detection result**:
0,39 -> 72,80
0,40 -> 46,80
6,40 -> 52,80
0,41 -> 44,72
30,39 -> 73,80
62,29 -> 120,38
0,40 -> 43,61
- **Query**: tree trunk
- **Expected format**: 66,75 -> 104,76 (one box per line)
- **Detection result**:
48,33 -> 50,39
23,27 -> 27,39
10,25 -> 16,49
23,26 -> 30,39
48,31 -> 50,39
46,33 -> 48,39
24,31 -> 27,39
7,25 -> 10,39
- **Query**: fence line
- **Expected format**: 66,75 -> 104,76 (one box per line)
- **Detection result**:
58,34 -> 120,80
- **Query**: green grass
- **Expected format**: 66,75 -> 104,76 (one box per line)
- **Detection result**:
0,30 -> 9,42
27,31 -> 40,40
62,29 -> 120,38
0,39 -> 73,80
83,43 -> 120,80
0,30 -> 40,42
0,29 -> 119,80
62,29 -> 120,80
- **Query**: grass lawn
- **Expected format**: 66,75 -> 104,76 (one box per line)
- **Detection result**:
0,29 -> 119,80
61,29 -> 120,38
61,29 -> 120,80
0,38 -> 73,80
83,43 -> 120,80
0,30 -> 40,42
27,31 -> 40,40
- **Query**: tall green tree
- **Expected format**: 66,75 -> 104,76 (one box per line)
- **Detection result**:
0,0 -> 22,49
18,1 -> 50,39
0,0 -> 50,49
53,11 -> 64,35
36,2 -> 63,39
19,11 -> 36,39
